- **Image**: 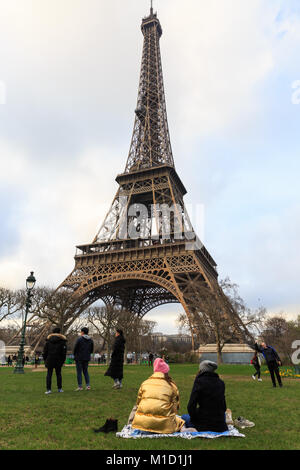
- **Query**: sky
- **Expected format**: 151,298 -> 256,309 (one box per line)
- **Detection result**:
0,0 -> 300,334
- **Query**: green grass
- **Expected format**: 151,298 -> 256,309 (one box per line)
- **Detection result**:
0,364 -> 299,450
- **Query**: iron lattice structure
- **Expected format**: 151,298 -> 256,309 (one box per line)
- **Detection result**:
32,8 -> 253,346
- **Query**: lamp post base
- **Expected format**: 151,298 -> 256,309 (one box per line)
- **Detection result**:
13,366 -> 25,374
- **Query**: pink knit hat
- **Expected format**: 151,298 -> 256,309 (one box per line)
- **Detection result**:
153,358 -> 170,374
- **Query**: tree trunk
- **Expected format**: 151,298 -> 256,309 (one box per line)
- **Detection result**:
106,336 -> 111,365
124,343 -> 128,365
215,329 -> 223,364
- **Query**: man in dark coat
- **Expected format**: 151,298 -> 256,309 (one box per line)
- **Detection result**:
73,327 -> 94,391
182,360 -> 228,433
105,329 -> 126,389
254,341 -> 282,388
43,327 -> 67,394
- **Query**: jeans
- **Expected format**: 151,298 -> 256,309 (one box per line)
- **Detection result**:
76,360 -> 90,387
47,366 -> 62,390
181,414 -> 194,428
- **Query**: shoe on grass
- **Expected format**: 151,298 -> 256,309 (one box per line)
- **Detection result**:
252,375 -> 256,380
45,390 -> 52,395
234,416 -> 255,429
86,386 -> 91,390
258,378 -> 262,382
75,387 -> 83,391
58,389 -> 64,393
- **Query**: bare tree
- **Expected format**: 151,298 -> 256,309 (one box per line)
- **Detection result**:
261,315 -> 300,363
87,305 -> 120,363
87,305 -> 157,363
32,287 -> 87,334
178,278 -> 263,363
0,287 -> 20,323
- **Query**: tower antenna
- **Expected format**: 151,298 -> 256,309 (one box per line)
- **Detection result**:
150,0 -> 153,15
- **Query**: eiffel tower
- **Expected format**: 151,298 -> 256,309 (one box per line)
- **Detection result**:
46,5 -> 252,345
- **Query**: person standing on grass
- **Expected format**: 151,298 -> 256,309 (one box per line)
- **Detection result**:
73,327 -> 94,391
34,354 -> 40,369
148,352 -> 154,367
251,351 -> 262,381
104,329 -> 126,389
43,327 -> 67,395
254,341 -> 282,388
94,352 -> 100,365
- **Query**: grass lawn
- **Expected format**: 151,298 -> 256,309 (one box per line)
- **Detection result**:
0,363 -> 299,450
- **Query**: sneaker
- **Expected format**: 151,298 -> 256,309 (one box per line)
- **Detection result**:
252,375 -> 256,380
58,389 -> 64,393
234,416 -> 255,429
45,390 -> 52,395
112,380 -> 120,389
75,387 -> 83,391
258,378 -> 262,382
86,386 -> 91,390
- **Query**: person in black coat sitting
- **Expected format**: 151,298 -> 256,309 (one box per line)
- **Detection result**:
104,329 -> 126,389
182,360 -> 228,433
43,327 -> 67,394
73,327 -> 94,391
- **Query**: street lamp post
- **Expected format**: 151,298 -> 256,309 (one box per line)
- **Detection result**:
14,272 -> 36,374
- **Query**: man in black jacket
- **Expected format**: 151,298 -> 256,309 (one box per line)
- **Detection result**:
254,342 -> 282,388
182,360 -> 228,433
73,327 -> 94,391
43,327 -> 67,394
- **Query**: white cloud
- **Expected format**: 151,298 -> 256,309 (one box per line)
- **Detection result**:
0,142 -> 120,289
161,0 -> 278,141
0,0 -> 299,330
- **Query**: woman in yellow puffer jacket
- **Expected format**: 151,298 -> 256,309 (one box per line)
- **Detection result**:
131,358 -> 185,434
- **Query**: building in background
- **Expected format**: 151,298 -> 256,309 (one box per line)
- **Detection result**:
197,343 -> 254,364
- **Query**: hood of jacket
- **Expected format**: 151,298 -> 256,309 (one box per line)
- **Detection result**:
82,334 -> 91,341
47,333 -> 67,342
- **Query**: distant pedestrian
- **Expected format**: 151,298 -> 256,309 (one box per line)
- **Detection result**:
94,352 -> 100,365
104,329 -> 126,390
43,327 -> 67,394
251,351 -> 262,381
34,354 -> 40,369
148,352 -> 154,367
7,355 -> 13,366
254,341 -> 282,388
73,327 -> 94,391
